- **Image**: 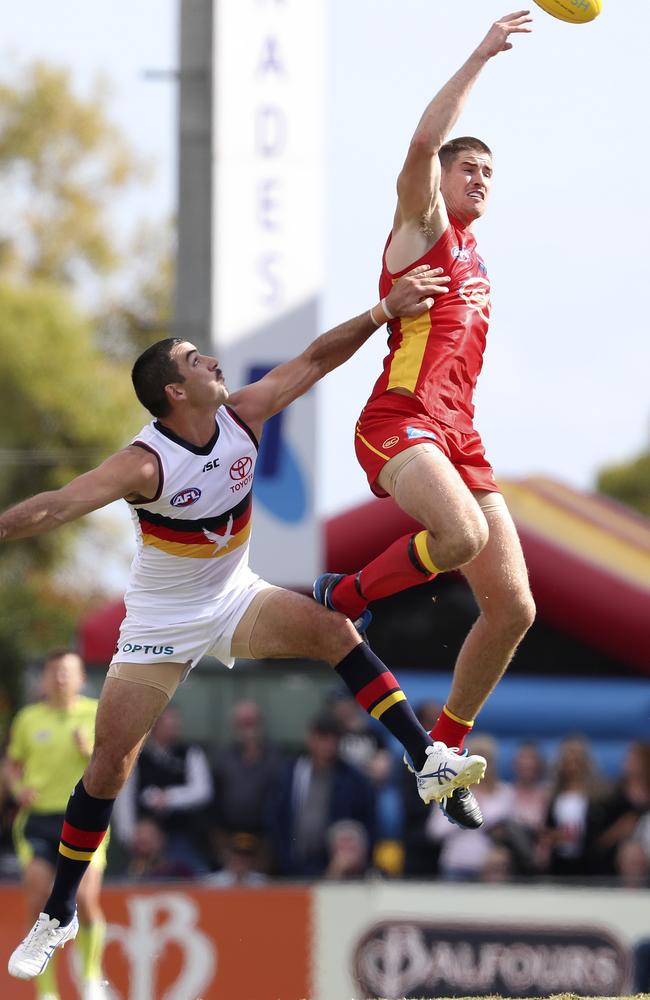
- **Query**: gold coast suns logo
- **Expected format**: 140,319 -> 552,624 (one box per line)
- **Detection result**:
459,276 -> 491,322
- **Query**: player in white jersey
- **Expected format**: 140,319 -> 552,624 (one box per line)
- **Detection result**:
2,265 -> 486,981
116,403 -> 264,670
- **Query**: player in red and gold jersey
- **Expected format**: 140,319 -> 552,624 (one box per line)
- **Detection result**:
315,13 -> 536,829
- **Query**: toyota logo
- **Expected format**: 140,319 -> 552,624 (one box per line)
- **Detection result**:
230,456 -> 253,480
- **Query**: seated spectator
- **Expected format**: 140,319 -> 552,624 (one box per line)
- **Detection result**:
634,810 -> 650,860
127,818 -> 197,881
427,735 -> 516,880
329,693 -> 392,786
329,692 -> 401,842
511,742 -> 549,835
205,833 -> 268,887
399,701 -> 442,878
113,706 -> 212,874
480,844 -> 515,883
323,819 -> 376,881
592,741 -> 650,875
269,713 -> 375,877
209,699 -> 284,871
615,837 -> 649,889
537,735 -> 603,878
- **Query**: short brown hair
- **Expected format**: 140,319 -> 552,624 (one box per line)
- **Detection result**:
439,136 -> 492,170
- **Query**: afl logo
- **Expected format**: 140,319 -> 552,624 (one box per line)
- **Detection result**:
230,456 -> 253,481
382,436 -> 400,449
170,487 -> 202,508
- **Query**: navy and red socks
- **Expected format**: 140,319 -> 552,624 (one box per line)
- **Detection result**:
335,644 -> 431,770
44,780 -> 114,926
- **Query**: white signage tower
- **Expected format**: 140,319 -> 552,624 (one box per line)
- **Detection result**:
212,0 -> 325,587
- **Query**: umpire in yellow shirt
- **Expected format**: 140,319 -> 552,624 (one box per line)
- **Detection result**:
5,650 -> 108,1000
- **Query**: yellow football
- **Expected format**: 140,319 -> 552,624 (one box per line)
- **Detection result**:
533,0 -> 601,23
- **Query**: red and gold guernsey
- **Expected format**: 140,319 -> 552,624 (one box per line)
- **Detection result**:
370,214 -> 491,431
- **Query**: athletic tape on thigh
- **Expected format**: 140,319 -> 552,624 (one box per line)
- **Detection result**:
378,443 -> 438,497
229,586 -> 282,659
106,661 -> 188,699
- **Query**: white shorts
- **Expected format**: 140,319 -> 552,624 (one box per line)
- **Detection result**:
111,571 -> 276,671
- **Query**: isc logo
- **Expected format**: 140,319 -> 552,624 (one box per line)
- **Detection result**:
202,459 -> 220,473
170,488 -> 202,508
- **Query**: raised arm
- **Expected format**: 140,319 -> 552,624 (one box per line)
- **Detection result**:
0,446 -> 160,542
228,265 -> 450,434
392,12 -> 532,239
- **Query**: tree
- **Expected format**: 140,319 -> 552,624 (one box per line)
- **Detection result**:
0,62 -> 143,285
0,279 -> 142,565
0,60 -> 174,688
597,444 -> 650,518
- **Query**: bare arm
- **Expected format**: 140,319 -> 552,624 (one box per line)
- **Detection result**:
0,446 -> 160,542
3,757 -> 36,808
228,265 -> 449,432
395,11 -> 532,226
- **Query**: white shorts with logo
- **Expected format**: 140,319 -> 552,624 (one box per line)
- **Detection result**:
111,568 -> 275,671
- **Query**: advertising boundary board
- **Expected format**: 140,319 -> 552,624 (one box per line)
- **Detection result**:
212,0 -> 325,587
0,883 -> 311,1000
0,882 -> 648,998
313,882 -> 650,1000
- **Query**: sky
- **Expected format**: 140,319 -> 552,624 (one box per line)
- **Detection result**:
2,0 -> 648,527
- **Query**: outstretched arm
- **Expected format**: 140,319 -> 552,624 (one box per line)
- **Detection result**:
228,265 -> 449,433
0,446 -> 160,542
395,11 -> 532,227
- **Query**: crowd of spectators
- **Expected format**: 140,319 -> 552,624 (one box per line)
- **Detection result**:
1,693 -> 649,888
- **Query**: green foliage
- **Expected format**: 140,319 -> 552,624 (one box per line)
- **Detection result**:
0,577 -> 80,714
99,219 -> 176,360
0,62 -> 143,284
597,446 -> 650,517
0,280 -> 142,567
0,59 -> 174,679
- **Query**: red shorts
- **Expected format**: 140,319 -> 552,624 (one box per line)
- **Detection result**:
355,392 -> 499,498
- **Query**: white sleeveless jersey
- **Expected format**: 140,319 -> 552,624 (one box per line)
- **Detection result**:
123,406 -> 258,622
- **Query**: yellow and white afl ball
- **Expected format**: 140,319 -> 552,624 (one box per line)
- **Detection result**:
533,0 -> 601,23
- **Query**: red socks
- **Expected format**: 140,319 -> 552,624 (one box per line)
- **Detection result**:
430,705 -> 474,752
330,530 -> 438,619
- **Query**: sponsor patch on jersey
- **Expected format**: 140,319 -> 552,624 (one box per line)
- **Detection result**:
382,436 -> 400,449
170,487 -> 202,508
406,426 -> 437,442
451,245 -> 472,261
230,456 -> 253,481
120,643 -> 176,655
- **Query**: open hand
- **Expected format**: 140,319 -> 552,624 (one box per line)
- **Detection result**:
475,11 -> 533,59
386,264 -> 451,318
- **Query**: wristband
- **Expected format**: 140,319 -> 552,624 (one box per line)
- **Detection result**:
381,297 -> 395,321
369,305 -> 384,328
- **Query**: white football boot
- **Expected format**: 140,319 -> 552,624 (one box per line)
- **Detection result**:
410,742 -> 487,804
8,911 -> 79,980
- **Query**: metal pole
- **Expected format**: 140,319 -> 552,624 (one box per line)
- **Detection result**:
173,0 -> 213,353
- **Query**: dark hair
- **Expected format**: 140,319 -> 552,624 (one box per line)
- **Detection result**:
131,338 -> 184,417
43,648 -> 83,668
309,712 -> 341,738
439,136 -> 492,170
